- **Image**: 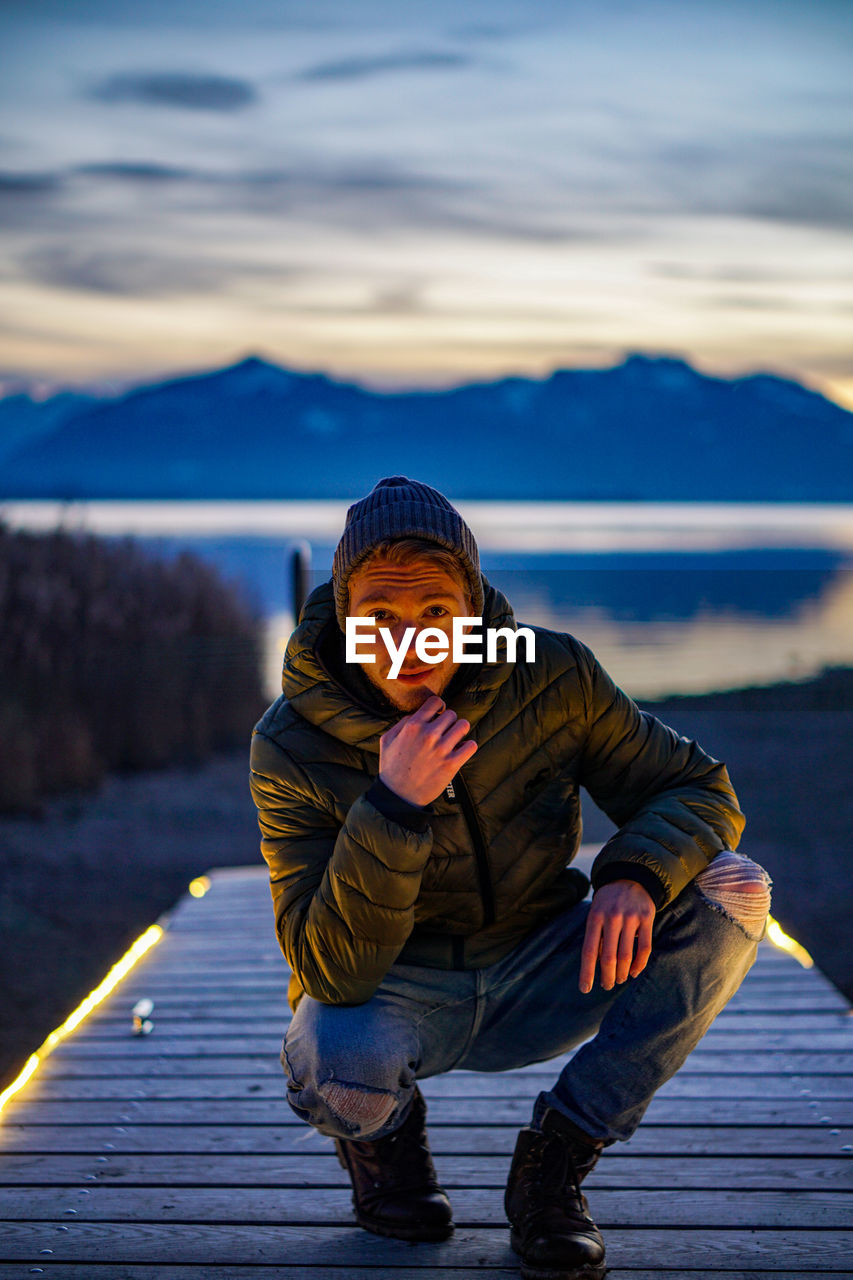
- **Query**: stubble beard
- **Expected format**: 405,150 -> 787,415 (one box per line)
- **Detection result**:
362,661 -> 459,712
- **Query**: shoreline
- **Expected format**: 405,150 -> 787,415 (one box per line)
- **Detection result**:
2,666 -> 851,1091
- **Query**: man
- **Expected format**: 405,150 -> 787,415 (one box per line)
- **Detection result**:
250,476 -> 771,1280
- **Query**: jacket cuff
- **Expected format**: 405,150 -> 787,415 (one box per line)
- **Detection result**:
592,861 -> 669,911
365,778 -> 431,834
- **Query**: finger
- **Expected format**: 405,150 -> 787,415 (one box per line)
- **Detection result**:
427,708 -> 462,737
440,717 -> 472,748
598,917 -> 621,991
411,696 -> 446,723
448,738 -> 478,768
630,915 -> 654,978
615,918 -> 637,984
579,912 -> 603,993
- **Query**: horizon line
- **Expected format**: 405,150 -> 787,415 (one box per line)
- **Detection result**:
2,348 -> 851,414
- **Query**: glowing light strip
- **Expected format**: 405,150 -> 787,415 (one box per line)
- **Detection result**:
766,915 -> 814,969
0,923 -> 164,1118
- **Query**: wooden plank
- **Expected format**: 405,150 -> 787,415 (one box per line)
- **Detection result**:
0,1222 -> 850,1268
126,957 -> 805,976
6,1096 -> 853,1127
72,1015 -> 853,1042
17,1071 -> 853,1101
0,1268 -> 524,1279
1,1186 -> 850,1228
117,958 -> 839,980
116,977 -> 824,1003
34,1050 -> 853,1076
1,1152 -> 849,1191
133,958 -> 806,976
49,1032 -> 853,1053
1,1264 -> 845,1274
4,862 -> 847,1280
3,1271 -> 853,1280
0,1123 -> 850,1155
86,991 -> 852,1016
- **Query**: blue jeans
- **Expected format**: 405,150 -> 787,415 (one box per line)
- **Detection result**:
282,851 -> 768,1146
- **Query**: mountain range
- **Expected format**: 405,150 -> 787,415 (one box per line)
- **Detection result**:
1,354 -> 850,501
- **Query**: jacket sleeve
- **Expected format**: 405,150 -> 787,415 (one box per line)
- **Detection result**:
571,638 -> 745,909
249,730 -> 433,1005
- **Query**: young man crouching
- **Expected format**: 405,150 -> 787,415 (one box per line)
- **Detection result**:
250,476 -> 771,1279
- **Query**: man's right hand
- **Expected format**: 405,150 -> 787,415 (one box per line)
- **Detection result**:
378,695 -> 478,807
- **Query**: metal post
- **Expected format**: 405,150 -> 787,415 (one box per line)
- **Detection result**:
290,540 -> 312,624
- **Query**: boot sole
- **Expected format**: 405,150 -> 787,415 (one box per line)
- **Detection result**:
356,1213 -> 454,1242
511,1229 -> 606,1280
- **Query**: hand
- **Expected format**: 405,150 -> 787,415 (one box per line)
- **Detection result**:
379,695 -> 478,807
579,880 -> 656,994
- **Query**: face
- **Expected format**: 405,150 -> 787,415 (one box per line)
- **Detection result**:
347,556 -> 472,711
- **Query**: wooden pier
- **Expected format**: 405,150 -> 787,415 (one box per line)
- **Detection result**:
1,854 -> 851,1278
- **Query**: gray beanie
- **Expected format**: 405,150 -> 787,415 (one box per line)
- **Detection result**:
332,476 -> 483,630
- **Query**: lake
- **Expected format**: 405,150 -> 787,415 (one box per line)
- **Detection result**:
4,500 -> 853,702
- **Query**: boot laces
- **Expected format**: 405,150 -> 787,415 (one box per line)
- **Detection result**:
544,1134 -> 584,1208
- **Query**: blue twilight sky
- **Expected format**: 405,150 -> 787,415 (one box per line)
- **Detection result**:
1,0 -> 851,403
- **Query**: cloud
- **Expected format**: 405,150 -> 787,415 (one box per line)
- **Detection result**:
295,50 -> 472,83
702,294 -> 799,312
447,22 -> 522,41
236,164 -> 456,194
0,171 -> 65,229
739,182 -> 853,232
89,72 -> 257,111
367,284 -> 424,315
650,263 -> 801,284
22,244 -> 227,297
646,132 -> 853,232
0,153 -> 615,249
74,162 -> 194,182
0,171 -> 63,195
229,169 -> 592,242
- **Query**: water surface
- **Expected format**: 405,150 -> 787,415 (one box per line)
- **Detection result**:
4,500 -> 852,701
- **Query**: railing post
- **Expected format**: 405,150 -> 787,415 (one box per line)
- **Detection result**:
290,540 -> 312,624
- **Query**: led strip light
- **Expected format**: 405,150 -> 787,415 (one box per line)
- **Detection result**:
0,873 -> 214,1117
0,885 -> 815,1118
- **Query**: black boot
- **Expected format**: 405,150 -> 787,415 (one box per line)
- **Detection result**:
334,1085 -> 453,1242
505,1107 -> 606,1280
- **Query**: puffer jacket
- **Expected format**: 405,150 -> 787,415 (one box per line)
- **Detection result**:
250,577 -> 745,1012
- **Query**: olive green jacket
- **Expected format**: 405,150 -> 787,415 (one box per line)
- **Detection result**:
250,578 -> 745,1011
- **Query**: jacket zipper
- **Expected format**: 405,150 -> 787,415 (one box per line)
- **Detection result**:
453,772 -> 496,928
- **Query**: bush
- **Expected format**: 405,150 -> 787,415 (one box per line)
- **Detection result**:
0,524 -> 266,811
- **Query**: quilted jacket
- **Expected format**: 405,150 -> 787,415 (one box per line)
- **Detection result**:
250,577 -> 745,1011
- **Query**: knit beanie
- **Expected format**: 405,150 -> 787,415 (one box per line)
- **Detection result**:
332,476 -> 483,630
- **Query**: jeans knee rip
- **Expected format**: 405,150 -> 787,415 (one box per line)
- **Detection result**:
695,851 -> 772,941
317,1081 -> 398,1137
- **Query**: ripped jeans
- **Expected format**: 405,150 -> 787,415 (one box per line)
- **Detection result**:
282,850 -> 771,1146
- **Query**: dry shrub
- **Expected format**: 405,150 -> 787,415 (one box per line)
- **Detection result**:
0,524 -> 265,810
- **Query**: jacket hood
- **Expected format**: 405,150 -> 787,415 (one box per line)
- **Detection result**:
281,575 -> 518,751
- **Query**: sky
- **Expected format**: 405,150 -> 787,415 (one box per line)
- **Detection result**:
1,0 -> 851,405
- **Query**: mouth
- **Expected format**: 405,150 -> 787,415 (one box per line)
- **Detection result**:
391,668 -> 433,685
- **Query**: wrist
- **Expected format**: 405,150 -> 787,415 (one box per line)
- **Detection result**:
378,769 -> 425,808
592,862 -> 667,910
367,778 -> 431,833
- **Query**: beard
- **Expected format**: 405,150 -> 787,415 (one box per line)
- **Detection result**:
362,660 -> 459,712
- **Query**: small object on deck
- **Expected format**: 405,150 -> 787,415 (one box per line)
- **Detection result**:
131,997 -> 154,1036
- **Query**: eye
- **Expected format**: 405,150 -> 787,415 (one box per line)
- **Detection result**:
425,605 -> 448,618
369,609 -> 392,621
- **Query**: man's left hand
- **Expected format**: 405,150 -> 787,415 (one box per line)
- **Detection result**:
579,880 -> 656,993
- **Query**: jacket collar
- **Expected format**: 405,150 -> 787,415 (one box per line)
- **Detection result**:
281,575 -> 518,752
